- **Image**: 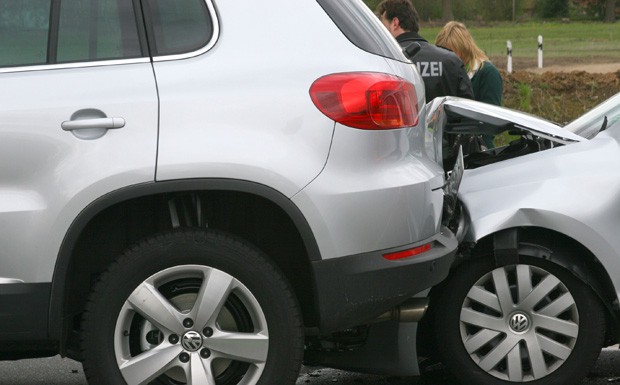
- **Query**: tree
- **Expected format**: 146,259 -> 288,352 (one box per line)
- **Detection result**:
442,0 -> 454,21
605,0 -> 616,22
363,0 -> 381,12
540,0 -> 569,18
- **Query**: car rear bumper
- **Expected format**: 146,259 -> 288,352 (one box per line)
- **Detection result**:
310,226 -> 457,333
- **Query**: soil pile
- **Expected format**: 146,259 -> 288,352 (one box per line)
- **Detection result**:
502,70 -> 620,124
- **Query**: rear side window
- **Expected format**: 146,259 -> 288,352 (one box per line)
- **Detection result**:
316,0 -> 408,62
57,0 -> 142,63
143,0 -> 214,56
0,0 -> 51,67
0,0 -> 143,69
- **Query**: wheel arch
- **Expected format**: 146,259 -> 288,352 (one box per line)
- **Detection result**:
470,227 -> 620,344
419,225 -> 619,369
50,179 -> 321,357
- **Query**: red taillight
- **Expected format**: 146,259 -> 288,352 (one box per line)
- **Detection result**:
383,243 -> 432,261
310,72 -> 419,130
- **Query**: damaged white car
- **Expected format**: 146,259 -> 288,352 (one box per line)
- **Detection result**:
430,93 -> 620,385
307,92 -> 620,385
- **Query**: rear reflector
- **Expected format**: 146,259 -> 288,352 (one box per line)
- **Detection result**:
310,72 -> 419,130
383,243 -> 432,261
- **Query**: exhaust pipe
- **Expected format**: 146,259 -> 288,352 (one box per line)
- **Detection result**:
373,297 -> 429,323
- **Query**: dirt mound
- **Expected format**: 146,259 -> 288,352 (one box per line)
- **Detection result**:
527,63 -> 620,74
501,70 -> 620,124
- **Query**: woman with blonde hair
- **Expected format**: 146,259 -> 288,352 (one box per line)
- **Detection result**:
436,21 -> 502,147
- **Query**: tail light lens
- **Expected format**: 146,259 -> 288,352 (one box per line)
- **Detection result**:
310,72 -> 419,130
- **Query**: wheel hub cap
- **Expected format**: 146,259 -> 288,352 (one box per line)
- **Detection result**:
508,312 -> 530,333
458,264 -> 580,382
181,331 -> 203,352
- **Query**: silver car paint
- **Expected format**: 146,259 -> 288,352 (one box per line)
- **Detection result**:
459,123 -> 620,298
0,0 -> 441,286
0,63 -> 158,283
438,94 -> 620,303
155,0 -> 436,260
565,92 -> 620,138
434,97 -> 586,145
338,96 -> 620,376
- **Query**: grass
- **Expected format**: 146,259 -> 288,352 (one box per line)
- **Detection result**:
518,82 -> 533,111
420,21 -> 620,61
418,20 -> 620,143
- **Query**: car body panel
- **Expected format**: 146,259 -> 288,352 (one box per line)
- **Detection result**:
0,0 -> 457,368
337,94 -> 620,376
154,0 -> 425,198
292,120 -> 445,259
434,97 -> 586,144
155,0 -> 439,261
460,125 -> 620,298
564,92 -> 620,139
0,63 -> 158,283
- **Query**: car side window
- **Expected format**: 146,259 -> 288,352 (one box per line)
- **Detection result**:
143,0 -> 214,56
0,0 -> 51,68
0,0 -> 143,69
57,0 -> 142,63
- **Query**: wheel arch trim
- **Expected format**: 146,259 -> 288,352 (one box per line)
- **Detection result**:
478,226 -> 620,338
466,208 -> 620,293
49,178 -> 321,347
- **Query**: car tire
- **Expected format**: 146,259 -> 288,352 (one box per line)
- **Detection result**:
82,228 -> 303,385
434,256 -> 605,385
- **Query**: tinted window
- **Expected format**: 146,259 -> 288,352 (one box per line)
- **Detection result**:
0,0 -> 143,68
57,0 -> 142,63
144,0 -> 213,56
0,0 -> 50,67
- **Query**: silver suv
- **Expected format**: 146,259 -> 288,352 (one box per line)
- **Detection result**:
0,0 -> 456,383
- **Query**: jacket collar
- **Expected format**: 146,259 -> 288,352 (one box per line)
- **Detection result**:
396,31 -> 427,44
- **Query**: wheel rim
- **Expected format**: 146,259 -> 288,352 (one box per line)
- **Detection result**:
114,265 -> 268,385
459,264 -> 579,382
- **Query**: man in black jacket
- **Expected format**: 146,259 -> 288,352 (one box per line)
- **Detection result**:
376,0 -> 473,102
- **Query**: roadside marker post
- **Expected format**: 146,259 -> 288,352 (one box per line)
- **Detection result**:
507,40 -> 513,73
538,35 -> 543,69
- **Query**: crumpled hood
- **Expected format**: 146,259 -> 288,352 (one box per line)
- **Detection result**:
432,97 -> 586,145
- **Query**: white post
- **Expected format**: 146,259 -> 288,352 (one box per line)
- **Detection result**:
507,40 -> 513,73
538,35 -> 543,69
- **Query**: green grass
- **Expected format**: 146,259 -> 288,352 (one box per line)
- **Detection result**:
420,21 -> 620,60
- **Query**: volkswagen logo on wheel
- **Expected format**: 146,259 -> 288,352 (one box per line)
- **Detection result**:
509,313 -> 530,333
181,331 -> 203,352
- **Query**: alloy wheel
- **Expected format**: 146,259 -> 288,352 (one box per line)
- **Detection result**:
114,265 -> 268,385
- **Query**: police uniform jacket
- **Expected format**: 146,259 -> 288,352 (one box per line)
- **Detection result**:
396,32 -> 474,102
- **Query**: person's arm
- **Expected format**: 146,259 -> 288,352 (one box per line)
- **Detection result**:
455,61 -> 474,99
475,62 -> 503,106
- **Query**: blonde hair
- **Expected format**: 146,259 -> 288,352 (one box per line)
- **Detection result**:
435,21 -> 488,70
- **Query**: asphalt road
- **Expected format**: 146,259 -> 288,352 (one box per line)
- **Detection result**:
1,348 -> 620,385
297,347 -> 620,384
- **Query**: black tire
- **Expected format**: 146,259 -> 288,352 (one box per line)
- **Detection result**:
434,256 -> 605,385
82,229 -> 303,385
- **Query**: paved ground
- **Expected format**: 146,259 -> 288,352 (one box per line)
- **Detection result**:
297,346 -> 620,384
1,347 -> 620,384
296,345 -> 620,385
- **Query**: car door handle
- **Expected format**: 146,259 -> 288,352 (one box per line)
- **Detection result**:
61,117 -> 126,131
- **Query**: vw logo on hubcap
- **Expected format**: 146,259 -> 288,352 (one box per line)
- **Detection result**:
509,312 -> 530,333
181,331 -> 203,351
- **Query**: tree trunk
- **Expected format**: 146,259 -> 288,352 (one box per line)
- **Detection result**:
442,0 -> 454,21
605,0 -> 616,22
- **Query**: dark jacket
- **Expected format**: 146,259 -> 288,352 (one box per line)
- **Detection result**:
396,32 -> 474,102
471,61 -> 503,106
472,60 -> 503,148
